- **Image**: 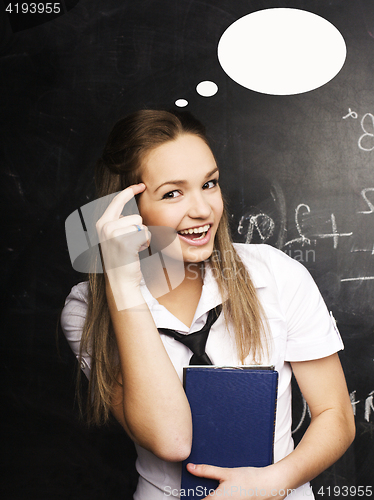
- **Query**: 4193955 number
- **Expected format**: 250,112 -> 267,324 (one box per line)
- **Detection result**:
5,3 -> 61,14
318,486 -> 372,497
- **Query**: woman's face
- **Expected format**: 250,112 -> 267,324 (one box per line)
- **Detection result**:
137,133 -> 224,265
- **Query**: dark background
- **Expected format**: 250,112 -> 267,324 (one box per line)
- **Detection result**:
1,0 -> 373,498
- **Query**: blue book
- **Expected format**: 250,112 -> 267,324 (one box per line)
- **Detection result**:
181,366 -> 278,498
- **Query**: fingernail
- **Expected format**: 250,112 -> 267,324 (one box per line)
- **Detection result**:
189,463 -> 196,470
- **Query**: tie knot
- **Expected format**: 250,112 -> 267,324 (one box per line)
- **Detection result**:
158,304 -> 223,365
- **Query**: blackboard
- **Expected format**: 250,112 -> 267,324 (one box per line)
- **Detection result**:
1,1 -> 373,498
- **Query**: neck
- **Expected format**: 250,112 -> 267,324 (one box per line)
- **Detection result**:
155,261 -> 205,327
183,261 -> 204,285
140,257 -> 205,298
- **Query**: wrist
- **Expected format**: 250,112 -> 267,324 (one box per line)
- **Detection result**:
105,279 -> 145,312
268,456 -> 302,493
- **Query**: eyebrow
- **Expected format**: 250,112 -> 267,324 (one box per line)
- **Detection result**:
154,167 -> 219,193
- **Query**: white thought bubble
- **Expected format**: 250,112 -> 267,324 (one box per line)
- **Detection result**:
217,8 -> 347,95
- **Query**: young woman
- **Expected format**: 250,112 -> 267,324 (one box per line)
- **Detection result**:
61,109 -> 355,500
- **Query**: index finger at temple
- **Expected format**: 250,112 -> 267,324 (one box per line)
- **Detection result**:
101,184 -> 145,222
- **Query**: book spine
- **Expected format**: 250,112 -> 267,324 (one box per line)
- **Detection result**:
271,373 -> 279,464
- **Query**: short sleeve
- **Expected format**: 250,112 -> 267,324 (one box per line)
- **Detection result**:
60,282 -> 91,379
267,246 -> 344,362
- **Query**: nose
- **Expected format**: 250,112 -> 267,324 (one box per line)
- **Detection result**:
187,190 -> 212,219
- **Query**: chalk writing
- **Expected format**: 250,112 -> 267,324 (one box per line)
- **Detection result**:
365,391 -> 374,422
238,183 -> 373,283
359,113 -> 374,151
341,276 -> 374,282
348,391 -> 374,422
284,204 -> 314,247
311,213 -> 353,249
350,243 -> 374,254
284,206 -> 351,250
342,108 -> 374,151
350,391 -> 360,416
342,108 -> 358,119
238,212 -> 275,243
358,187 -> 374,214
292,394 -> 308,434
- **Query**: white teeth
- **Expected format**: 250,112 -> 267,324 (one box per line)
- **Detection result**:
179,224 -> 210,235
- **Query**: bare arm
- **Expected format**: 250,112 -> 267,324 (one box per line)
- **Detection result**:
107,284 -> 192,462
279,353 -> 355,487
96,185 -> 192,462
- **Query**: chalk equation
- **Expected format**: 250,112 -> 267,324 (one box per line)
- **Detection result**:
283,203 -> 353,250
236,187 -> 374,283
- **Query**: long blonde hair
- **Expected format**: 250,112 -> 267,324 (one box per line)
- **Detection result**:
78,109 -> 269,426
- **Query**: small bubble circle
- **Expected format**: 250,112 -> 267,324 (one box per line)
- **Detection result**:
175,99 -> 188,107
196,81 -> 218,97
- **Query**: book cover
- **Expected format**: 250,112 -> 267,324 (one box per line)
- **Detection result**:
181,366 -> 278,497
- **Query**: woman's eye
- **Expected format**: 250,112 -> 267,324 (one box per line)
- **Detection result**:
203,179 -> 219,189
162,190 -> 181,199
162,179 -> 218,199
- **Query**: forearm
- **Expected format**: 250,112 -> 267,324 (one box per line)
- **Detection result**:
107,283 -> 192,461
188,408 -> 355,500
275,355 -> 356,491
274,406 -> 355,492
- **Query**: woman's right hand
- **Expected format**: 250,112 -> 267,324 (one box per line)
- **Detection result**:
95,183 -> 150,303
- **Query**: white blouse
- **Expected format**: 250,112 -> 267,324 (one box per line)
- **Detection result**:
61,243 -> 344,500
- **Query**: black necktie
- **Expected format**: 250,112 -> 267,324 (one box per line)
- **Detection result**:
158,304 -> 222,365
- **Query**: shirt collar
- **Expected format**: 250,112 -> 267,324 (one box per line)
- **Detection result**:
245,264 -> 267,289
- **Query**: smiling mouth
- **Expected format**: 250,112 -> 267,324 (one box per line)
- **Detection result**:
177,224 -> 211,240
178,224 -> 210,235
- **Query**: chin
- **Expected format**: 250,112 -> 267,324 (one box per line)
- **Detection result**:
185,247 -> 214,264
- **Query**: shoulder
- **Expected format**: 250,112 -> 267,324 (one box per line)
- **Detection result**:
232,243 -> 309,290
232,245 -> 343,360
60,281 -> 92,377
64,281 -> 90,304
233,242 -> 302,268
60,281 -> 89,342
